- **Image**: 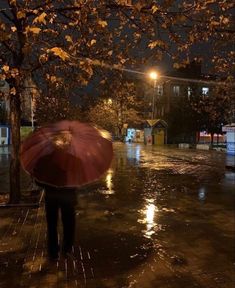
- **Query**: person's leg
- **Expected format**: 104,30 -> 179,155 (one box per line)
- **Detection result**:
61,201 -> 76,254
45,197 -> 59,259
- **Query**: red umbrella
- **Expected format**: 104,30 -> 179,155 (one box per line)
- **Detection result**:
20,120 -> 113,187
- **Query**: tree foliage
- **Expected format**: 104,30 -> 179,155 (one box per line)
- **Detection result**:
0,0 -> 234,202
191,82 -> 234,143
88,73 -> 143,136
35,85 -> 81,126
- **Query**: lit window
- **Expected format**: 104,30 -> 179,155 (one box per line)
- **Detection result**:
173,85 -> 180,96
157,85 -> 163,96
187,87 -> 192,99
202,87 -> 209,95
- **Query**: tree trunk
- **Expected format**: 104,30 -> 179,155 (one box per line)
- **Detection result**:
210,133 -> 214,145
9,93 -> 21,204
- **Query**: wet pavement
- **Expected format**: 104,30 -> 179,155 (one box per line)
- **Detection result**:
0,143 -> 235,288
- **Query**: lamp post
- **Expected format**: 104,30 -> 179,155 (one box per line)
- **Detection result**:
149,71 -> 158,119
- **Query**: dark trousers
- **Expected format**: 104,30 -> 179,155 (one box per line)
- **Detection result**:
44,188 -> 76,257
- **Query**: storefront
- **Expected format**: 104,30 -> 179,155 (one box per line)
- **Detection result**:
222,124 -> 235,155
144,119 -> 167,145
0,125 -> 10,145
125,128 -> 144,143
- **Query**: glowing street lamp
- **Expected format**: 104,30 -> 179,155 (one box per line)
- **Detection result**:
149,71 -> 158,81
148,70 -> 159,119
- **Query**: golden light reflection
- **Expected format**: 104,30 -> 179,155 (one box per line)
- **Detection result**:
104,169 -> 114,195
138,199 -> 158,239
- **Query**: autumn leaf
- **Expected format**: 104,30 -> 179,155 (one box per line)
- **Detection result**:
11,26 -> 17,32
148,40 -> 165,49
65,35 -> 73,43
98,20 -> 108,28
50,47 -> 70,61
33,12 -> 47,25
10,87 -> 16,95
25,26 -> 41,34
90,39 -> 96,46
152,5 -> 159,13
2,65 -> 9,72
17,11 -> 26,19
50,76 -> 57,83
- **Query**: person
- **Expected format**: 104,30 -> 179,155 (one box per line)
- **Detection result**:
36,181 -> 77,260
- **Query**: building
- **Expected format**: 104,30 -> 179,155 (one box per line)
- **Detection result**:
140,62 -> 228,144
0,75 -> 39,127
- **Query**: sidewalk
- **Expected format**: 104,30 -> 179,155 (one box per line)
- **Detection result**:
1,200 -> 234,288
0,203 -> 94,288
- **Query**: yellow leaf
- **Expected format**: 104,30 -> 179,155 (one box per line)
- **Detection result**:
2,65 -> 9,72
98,20 -> 108,28
10,87 -> 16,95
220,16 -> 229,25
50,76 -> 57,83
50,47 -> 69,61
148,40 -> 165,49
11,26 -> 17,32
33,12 -> 47,25
17,11 -> 26,19
90,39 -> 96,46
108,50 -> 113,56
25,26 -> 41,34
152,5 -> 159,13
65,35 -> 73,43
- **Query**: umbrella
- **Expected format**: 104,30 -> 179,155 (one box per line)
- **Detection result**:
20,120 -> 113,187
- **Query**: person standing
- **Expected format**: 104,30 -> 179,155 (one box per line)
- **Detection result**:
42,184 -> 77,260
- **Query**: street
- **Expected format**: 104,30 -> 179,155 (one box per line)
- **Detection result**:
0,143 -> 234,288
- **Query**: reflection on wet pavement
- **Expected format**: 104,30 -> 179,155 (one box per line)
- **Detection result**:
76,143 -> 235,287
0,143 -> 234,287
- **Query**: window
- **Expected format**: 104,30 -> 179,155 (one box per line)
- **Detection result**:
1,127 -> 7,138
157,85 -> 163,96
202,87 -> 209,95
187,87 -> 192,99
173,85 -> 180,96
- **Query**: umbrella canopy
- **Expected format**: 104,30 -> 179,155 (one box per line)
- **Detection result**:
20,120 -> 113,187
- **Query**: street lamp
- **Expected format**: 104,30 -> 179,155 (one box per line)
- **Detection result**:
149,70 -> 159,119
